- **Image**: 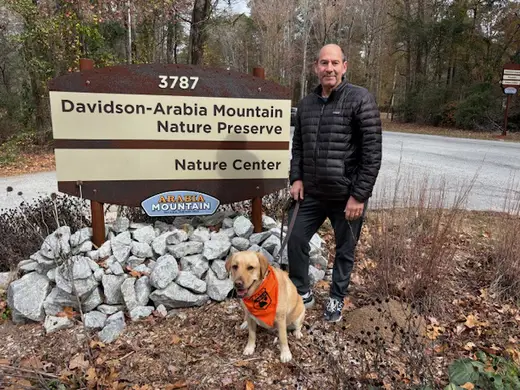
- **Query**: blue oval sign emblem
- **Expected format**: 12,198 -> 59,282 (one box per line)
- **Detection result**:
141,190 -> 220,217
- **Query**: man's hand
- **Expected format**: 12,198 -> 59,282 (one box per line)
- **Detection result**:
345,196 -> 364,220
290,180 -> 304,201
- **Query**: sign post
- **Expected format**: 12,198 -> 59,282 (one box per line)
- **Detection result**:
500,63 -> 520,136
48,60 -> 292,244
77,58 -> 105,248
252,66 -> 266,233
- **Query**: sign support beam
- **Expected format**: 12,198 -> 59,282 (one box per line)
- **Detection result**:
252,66 -> 265,233
79,58 -> 105,248
503,94 -> 511,137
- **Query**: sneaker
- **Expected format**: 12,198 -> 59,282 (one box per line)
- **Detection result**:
300,291 -> 315,309
323,297 -> 344,322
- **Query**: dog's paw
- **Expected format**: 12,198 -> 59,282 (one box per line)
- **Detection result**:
239,321 -> 248,330
280,348 -> 292,363
243,344 -> 255,356
293,330 -> 303,339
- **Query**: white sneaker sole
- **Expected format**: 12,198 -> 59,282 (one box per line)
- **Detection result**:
303,297 -> 315,309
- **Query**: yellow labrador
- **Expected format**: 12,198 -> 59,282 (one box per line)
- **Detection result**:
225,250 -> 305,363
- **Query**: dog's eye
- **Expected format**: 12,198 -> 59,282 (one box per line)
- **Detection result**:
232,265 -> 238,270
247,266 -> 254,271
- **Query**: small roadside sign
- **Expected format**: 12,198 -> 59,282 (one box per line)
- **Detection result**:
501,63 -> 519,136
501,64 -> 520,90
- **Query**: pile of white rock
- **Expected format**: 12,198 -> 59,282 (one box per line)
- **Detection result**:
3,211 -> 328,343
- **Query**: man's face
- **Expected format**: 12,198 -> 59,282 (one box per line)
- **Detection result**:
314,45 -> 347,92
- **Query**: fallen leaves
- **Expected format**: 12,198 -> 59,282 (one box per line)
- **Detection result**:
0,298 -> 9,321
90,340 -> 106,349
463,342 -> 476,351
126,266 -> 147,278
506,347 -> 520,366
57,306 -> 78,319
85,367 -> 98,388
164,381 -> 189,389
20,355 -> 44,370
342,297 -> 356,311
245,380 -> 255,390
0,151 -> 55,177
314,280 -> 330,290
69,353 -> 90,371
455,323 -> 466,336
350,273 -> 364,286
425,324 -> 444,340
4,378 -> 32,389
464,314 -> 489,329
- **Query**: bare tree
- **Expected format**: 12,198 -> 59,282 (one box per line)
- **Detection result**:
189,0 -> 212,65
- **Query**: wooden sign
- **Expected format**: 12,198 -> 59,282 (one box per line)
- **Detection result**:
501,63 -> 520,90
48,63 -> 292,208
500,63 -> 519,136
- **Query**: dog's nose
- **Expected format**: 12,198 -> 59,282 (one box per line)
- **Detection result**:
234,280 -> 243,288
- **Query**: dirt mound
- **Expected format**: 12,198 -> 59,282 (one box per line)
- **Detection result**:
342,298 -> 427,347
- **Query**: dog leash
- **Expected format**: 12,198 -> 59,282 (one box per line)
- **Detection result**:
271,197 -> 362,268
275,198 -> 300,268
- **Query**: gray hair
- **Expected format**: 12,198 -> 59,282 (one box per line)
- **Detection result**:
315,44 -> 347,63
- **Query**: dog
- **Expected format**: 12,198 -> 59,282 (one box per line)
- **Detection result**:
225,250 -> 305,363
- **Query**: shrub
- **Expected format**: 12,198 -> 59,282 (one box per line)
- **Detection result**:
0,191 -> 90,272
363,169 -> 474,314
445,350 -> 520,390
453,82 -> 503,131
488,193 -> 520,302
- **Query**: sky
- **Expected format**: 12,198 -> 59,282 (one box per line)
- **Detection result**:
219,0 -> 250,15
232,0 -> 250,14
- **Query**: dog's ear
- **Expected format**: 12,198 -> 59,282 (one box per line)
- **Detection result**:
256,251 -> 269,278
225,252 -> 235,273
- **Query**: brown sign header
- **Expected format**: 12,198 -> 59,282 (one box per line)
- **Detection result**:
48,63 -> 291,99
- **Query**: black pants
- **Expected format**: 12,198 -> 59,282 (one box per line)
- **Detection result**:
287,195 -> 366,300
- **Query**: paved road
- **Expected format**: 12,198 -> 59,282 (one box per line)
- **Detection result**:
2,131 -> 520,213
0,171 -> 58,212
372,132 -> 520,212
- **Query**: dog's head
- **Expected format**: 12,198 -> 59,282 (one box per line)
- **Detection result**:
225,250 -> 269,298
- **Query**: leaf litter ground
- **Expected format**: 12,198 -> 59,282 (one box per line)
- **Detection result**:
0,210 -> 519,389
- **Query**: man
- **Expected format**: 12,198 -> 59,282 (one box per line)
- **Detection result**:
287,43 -> 382,322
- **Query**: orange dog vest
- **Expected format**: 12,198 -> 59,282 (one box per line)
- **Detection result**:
242,265 -> 279,327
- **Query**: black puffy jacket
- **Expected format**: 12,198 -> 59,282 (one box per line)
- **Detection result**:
289,79 -> 382,203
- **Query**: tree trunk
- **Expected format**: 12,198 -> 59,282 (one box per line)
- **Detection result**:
189,0 -> 211,65
126,0 -> 132,65
300,0 -> 311,99
166,18 -> 174,63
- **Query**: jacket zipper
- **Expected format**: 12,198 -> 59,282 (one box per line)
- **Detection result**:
314,103 -> 326,188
